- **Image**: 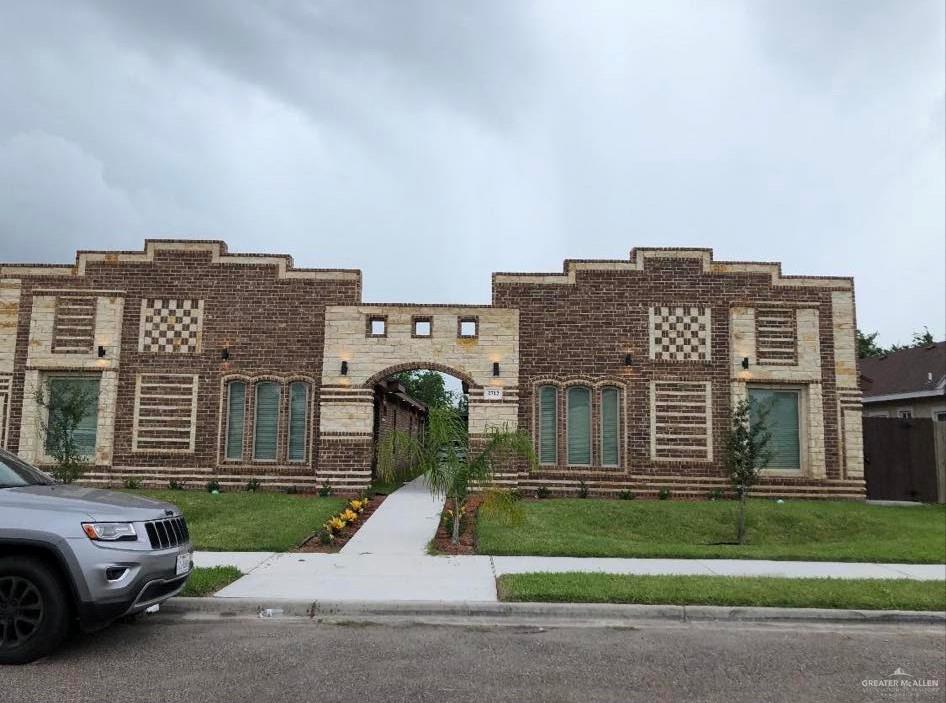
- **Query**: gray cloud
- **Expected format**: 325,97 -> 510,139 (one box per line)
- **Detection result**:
0,0 -> 942,345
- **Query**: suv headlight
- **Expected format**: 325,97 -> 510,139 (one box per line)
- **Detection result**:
82,522 -> 138,541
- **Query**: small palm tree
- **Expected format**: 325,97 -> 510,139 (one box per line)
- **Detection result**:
376,406 -> 535,544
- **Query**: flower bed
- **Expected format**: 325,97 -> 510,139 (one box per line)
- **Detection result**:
296,494 -> 385,553
430,496 -> 481,555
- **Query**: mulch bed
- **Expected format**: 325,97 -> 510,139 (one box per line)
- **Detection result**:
431,496 -> 481,555
295,494 -> 387,553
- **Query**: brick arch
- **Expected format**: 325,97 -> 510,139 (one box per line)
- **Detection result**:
363,362 -> 478,390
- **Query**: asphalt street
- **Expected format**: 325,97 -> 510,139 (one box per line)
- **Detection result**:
3,616 -> 944,703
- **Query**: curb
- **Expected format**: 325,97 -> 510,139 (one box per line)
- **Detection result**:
161,597 -> 946,625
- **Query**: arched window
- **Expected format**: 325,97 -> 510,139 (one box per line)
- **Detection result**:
537,385 -> 558,465
253,382 -> 280,460
224,380 -> 246,461
566,386 -> 591,465
600,387 -> 620,467
287,381 -> 309,462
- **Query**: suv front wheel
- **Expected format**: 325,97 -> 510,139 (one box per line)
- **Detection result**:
0,556 -> 70,665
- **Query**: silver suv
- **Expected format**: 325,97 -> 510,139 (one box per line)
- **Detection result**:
0,448 -> 193,664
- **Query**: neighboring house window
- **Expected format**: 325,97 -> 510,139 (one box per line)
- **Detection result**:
537,385 -> 557,465
287,382 -> 309,462
45,377 -> 99,457
253,382 -> 281,460
748,388 -> 801,471
567,386 -> 592,465
600,387 -> 620,467
897,408 -> 913,419
225,381 -> 246,461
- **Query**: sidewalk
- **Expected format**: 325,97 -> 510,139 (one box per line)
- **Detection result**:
194,475 -> 945,602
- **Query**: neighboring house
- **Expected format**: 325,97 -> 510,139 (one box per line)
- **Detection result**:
0,240 -> 864,498
859,342 -> 946,421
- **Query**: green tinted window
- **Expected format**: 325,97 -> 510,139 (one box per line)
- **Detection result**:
567,386 -> 591,465
288,382 -> 308,461
253,382 -> 280,460
601,387 -> 620,466
225,382 -> 246,460
45,377 -> 99,457
538,386 -> 557,464
749,388 -> 801,470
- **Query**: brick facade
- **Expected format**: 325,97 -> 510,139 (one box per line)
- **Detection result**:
0,241 -> 864,498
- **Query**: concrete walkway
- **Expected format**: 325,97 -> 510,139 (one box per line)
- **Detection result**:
193,478 -> 946,602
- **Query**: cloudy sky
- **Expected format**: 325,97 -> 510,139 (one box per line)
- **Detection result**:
0,1 -> 942,346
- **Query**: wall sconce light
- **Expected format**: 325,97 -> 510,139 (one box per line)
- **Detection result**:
624,353 -> 633,366
741,357 -> 750,369
97,345 -> 106,358
341,361 -> 349,376
221,347 -> 230,361
492,362 -> 500,377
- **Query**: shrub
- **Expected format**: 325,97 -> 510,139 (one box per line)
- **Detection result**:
123,478 -> 141,490
708,488 -> 724,501
578,480 -> 589,499
618,489 -> 635,500
658,487 -> 671,500
245,479 -> 261,492
318,482 -> 332,497
285,485 -> 298,494
168,479 -> 183,490
206,480 -> 221,493
536,486 -> 550,499
317,529 -> 333,545
441,505 -> 466,536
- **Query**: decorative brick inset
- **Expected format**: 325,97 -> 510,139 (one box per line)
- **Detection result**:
650,380 -> 712,461
755,308 -> 797,365
649,306 -> 711,362
132,373 -> 199,453
52,296 -> 96,353
138,299 -> 204,353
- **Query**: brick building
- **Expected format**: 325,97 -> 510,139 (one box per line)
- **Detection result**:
0,240 -> 864,498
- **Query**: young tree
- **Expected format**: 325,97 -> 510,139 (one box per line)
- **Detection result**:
34,381 -> 98,483
376,406 -> 535,544
725,398 -> 773,545
856,329 -> 884,359
391,370 -> 461,409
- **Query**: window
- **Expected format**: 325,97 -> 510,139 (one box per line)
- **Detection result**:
748,388 -> 801,471
897,408 -> 913,419
458,317 -> 478,338
368,316 -> 387,337
600,387 -> 620,467
412,317 -> 432,337
225,381 -> 246,460
253,382 -> 280,460
566,386 -> 591,465
288,382 -> 309,461
45,377 -> 99,458
537,385 -> 557,464
935,411 -> 946,422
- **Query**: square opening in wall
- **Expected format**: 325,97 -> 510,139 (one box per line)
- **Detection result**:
413,317 -> 432,337
368,317 -> 387,337
459,318 -> 477,338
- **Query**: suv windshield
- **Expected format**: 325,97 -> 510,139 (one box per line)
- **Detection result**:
0,450 -> 53,488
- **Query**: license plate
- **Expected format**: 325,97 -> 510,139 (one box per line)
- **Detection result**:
176,552 -> 192,576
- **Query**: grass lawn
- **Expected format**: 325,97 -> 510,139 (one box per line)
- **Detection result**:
497,572 -> 946,611
130,490 -> 346,551
181,566 -> 242,597
478,499 -> 946,563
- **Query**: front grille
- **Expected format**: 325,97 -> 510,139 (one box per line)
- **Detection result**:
144,516 -> 189,549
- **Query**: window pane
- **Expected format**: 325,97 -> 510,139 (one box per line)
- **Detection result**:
538,386 -> 557,464
601,388 -> 619,466
459,319 -> 477,337
46,377 -> 99,457
225,382 -> 246,460
254,382 -> 280,460
288,382 -> 308,461
749,389 -> 800,470
567,386 -> 591,465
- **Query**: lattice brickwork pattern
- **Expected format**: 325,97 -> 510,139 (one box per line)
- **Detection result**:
138,299 -> 204,353
132,374 -> 199,452
755,308 -> 797,365
0,374 -> 10,448
52,296 -> 96,353
649,306 -> 711,361
650,380 -> 712,461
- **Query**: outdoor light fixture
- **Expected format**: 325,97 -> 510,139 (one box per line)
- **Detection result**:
221,347 -> 230,361
742,357 -> 750,369
97,345 -> 106,358
492,362 -> 500,377
624,353 -> 633,366
341,361 -> 349,375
